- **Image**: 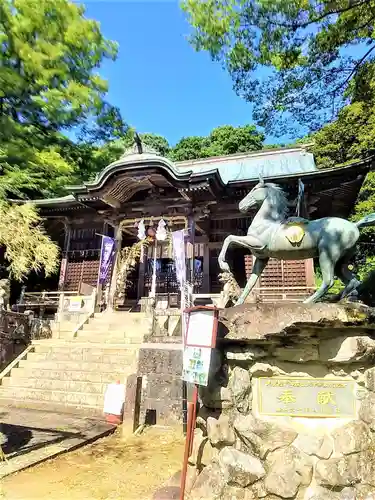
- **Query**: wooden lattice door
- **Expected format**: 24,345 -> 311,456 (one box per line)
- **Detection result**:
244,255 -> 313,301
64,258 -> 100,292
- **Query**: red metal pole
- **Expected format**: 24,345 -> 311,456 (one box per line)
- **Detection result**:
189,386 -> 198,456
180,386 -> 198,500
180,401 -> 194,500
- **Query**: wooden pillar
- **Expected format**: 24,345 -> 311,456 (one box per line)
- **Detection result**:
187,215 -> 195,285
137,249 -> 146,301
203,239 -> 210,293
58,220 -> 71,291
108,223 -> 122,311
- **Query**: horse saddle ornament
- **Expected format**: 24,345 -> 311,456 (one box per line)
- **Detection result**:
284,222 -> 306,245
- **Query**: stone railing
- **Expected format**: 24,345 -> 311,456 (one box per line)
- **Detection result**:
0,310 -> 51,371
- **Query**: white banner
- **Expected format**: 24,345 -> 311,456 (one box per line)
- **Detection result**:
172,230 -> 186,289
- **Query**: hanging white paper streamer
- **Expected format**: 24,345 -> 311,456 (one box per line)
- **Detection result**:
156,219 -> 167,241
137,219 -> 146,240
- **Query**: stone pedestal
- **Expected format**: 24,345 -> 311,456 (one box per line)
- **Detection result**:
188,303 -> 375,500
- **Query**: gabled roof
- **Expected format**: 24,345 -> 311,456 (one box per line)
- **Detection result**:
174,146 -> 316,183
14,139 -> 374,218
66,151 -> 224,195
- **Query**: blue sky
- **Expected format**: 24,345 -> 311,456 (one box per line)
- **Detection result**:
82,1 -> 287,146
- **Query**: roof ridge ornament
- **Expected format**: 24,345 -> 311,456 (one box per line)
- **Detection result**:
120,130 -> 160,158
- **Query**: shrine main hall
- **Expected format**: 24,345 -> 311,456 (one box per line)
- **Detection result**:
23,142 -> 374,308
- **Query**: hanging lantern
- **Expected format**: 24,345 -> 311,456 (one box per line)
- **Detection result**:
156,219 -> 167,241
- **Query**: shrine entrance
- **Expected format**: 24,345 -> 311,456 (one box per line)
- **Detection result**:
142,241 -> 204,307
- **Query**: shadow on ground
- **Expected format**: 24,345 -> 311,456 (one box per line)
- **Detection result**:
1,422 -> 86,459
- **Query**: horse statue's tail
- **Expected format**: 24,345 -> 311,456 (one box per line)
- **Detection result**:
356,213 -> 375,229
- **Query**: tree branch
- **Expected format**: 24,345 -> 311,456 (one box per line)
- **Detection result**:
265,0 -> 370,30
331,44 -> 375,95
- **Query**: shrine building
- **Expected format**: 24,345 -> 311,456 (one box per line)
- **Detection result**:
21,142 -> 374,309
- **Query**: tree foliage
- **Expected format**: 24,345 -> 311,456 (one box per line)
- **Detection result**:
0,0 -> 126,198
299,77 -> 375,276
0,0 -> 119,130
79,124 -> 265,176
0,0 -> 124,278
0,202 -> 59,281
171,124 -> 265,161
182,0 -> 375,135
70,129 -> 171,182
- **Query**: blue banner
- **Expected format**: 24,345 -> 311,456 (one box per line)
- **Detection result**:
99,236 -> 115,284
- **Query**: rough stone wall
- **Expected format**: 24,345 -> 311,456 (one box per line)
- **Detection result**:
187,303 -> 375,500
137,346 -> 185,425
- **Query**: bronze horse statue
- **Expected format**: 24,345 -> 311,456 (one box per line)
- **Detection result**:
218,177 -> 375,305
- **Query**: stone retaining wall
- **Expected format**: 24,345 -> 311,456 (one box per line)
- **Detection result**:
137,345 -> 185,425
187,303 -> 375,500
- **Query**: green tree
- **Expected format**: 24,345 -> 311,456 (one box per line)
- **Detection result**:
171,135 -> 210,161
0,201 -> 59,281
0,0 -> 125,197
137,133 -> 171,157
171,124 -> 265,161
182,0 -> 375,135
0,125 -> 76,198
300,89 -> 375,276
0,0 -> 121,280
72,125 -> 265,178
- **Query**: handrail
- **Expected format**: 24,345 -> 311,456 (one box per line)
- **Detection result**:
72,310 -> 95,338
0,344 -> 35,382
71,288 -> 97,338
20,291 -> 80,308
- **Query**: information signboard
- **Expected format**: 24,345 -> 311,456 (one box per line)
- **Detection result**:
68,296 -> 83,312
182,306 -> 218,387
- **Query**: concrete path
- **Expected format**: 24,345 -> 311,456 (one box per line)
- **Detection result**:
0,405 -> 115,478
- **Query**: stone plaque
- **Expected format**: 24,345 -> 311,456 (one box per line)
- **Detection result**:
257,377 -> 357,418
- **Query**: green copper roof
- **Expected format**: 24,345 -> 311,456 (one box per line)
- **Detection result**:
174,148 -> 316,184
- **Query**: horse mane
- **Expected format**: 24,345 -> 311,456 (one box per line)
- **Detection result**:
265,183 -> 289,219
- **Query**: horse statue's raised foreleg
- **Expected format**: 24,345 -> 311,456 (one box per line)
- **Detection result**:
236,257 -> 269,305
218,234 -> 269,306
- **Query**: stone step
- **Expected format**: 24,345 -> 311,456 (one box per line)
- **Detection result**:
18,359 -> 136,372
2,376 -> 111,394
84,319 -> 145,326
0,397 -> 104,416
73,335 -> 142,344
85,321 -> 147,330
90,312 -> 147,321
6,367 -> 126,383
26,351 -> 136,363
0,386 -> 104,408
80,327 -> 144,336
33,344 -> 137,356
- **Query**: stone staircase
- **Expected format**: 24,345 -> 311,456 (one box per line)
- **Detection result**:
0,311 -> 152,414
